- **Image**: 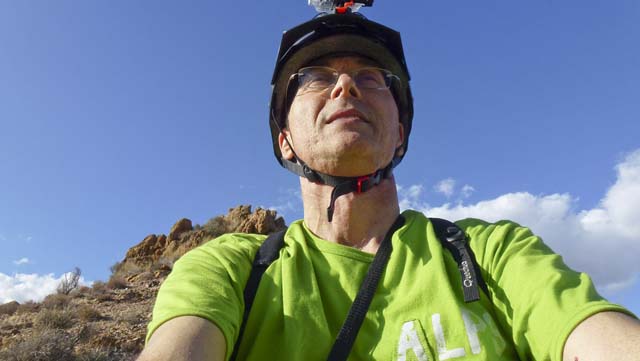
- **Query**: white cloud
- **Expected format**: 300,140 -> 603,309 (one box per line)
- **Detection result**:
13,258 -> 30,266
0,272 -> 90,304
19,234 -> 33,243
435,178 -> 456,197
399,149 -> 640,294
266,188 -> 303,221
461,184 -> 475,198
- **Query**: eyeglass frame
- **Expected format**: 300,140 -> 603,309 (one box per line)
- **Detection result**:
287,66 -> 401,96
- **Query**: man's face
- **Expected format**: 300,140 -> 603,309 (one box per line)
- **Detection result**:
279,56 -> 404,177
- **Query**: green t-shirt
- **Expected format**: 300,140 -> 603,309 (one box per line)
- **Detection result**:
147,210 -> 632,360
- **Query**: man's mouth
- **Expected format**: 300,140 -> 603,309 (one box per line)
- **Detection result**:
326,109 -> 369,124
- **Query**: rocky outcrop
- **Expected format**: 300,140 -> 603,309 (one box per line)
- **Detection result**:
220,205 -> 286,234
123,234 -> 169,267
168,218 -> 192,240
120,205 -> 286,271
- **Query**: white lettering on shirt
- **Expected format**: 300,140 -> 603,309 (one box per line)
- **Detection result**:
461,309 -> 485,355
431,313 -> 466,360
483,313 -> 507,353
397,321 -> 429,361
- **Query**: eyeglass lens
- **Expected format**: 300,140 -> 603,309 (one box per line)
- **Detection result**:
297,67 -> 393,91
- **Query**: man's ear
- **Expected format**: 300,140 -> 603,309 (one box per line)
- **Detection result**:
395,122 -> 405,157
278,130 -> 295,160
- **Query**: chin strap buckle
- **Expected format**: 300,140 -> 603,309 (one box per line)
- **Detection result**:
356,169 -> 384,193
356,176 -> 369,193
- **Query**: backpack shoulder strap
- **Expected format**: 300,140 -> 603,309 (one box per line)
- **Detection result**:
429,217 -> 491,302
230,229 -> 287,361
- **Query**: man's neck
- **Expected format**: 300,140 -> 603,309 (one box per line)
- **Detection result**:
300,175 -> 400,254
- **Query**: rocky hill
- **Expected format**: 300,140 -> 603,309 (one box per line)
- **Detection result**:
0,206 -> 286,361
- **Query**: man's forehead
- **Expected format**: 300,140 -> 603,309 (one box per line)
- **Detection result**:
308,54 -> 380,69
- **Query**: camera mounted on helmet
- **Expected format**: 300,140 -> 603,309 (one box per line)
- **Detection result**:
309,0 -> 374,14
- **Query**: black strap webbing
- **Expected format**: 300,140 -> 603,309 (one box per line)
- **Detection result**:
326,215 -> 405,361
429,218 -> 490,301
230,229 -> 286,361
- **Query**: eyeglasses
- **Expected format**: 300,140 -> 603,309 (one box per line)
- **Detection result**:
288,66 -> 400,94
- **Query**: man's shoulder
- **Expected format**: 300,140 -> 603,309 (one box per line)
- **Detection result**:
178,232 -> 270,266
401,209 -> 535,248
455,218 -> 529,236
401,209 -> 527,233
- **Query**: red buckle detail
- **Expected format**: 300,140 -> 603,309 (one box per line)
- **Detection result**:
335,1 -> 355,14
357,176 -> 369,193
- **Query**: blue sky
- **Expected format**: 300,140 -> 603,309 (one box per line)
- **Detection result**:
1,1 -> 638,316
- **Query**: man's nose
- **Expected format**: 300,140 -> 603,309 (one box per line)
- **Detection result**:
330,73 -> 362,99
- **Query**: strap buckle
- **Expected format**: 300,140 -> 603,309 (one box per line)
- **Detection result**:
356,176 -> 369,193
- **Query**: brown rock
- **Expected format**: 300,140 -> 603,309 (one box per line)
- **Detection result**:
121,205 -> 286,271
221,205 -> 286,234
168,218 -> 193,241
124,234 -> 168,267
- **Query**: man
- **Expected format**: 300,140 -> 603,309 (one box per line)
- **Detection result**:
138,6 -> 640,361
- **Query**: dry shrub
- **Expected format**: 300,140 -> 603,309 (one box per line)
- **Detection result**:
95,293 -> 112,302
16,300 -> 40,314
73,286 -> 92,297
150,256 -> 176,274
113,261 -> 143,277
75,348 -> 109,361
35,308 -> 75,330
91,281 -> 108,295
110,261 -> 123,275
135,270 -> 155,281
0,329 -> 76,361
107,275 -> 128,290
76,323 -> 97,343
77,305 -> 102,322
202,216 -> 229,238
0,301 -> 19,316
92,334 -> 118,349
121,337 -> 144,353
57,267 -> 81,295
42,293 -> 70,309
117,309 -> 141,325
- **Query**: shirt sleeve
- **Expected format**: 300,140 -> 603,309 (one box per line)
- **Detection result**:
145,233 -> 264,359
459,219 -> 636,361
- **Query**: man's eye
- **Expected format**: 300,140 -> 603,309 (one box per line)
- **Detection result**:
356,70 -> 385,88
306,73 -> 334,88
